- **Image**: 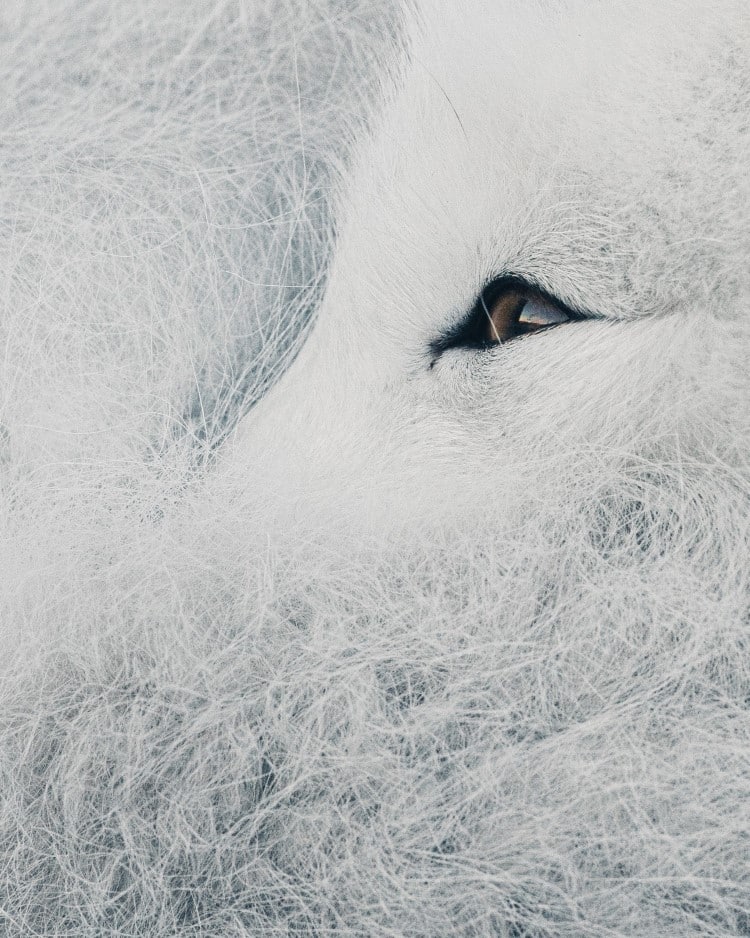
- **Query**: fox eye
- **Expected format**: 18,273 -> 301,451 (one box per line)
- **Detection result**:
482,285 -> 571,344
431,277 -> 579,358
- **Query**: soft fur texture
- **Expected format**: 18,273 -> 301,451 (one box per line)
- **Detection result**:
1,1 -> 749,936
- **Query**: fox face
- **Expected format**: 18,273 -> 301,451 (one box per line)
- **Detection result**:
233,0 -> 749,543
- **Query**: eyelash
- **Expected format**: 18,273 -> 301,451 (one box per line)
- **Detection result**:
430,275 -> 585,357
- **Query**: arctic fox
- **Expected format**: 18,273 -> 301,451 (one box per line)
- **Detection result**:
1,1 -> 748,935
226,2 -> 750,932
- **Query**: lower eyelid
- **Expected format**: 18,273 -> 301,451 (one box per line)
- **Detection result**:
430,315 -> 585,369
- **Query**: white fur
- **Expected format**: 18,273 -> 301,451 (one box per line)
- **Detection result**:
1,1 -> 748,935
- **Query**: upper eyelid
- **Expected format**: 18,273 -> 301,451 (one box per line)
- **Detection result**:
479,274 -> 585,319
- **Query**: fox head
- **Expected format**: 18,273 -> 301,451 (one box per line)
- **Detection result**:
232,0 -> 749,547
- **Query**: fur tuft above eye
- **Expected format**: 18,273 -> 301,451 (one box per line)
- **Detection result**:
432,276 -> 584,355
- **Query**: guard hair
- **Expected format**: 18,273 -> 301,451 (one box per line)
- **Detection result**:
1,2 -> 748,936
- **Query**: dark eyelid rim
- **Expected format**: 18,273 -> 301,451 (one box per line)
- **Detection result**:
429,273 -> 589,358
